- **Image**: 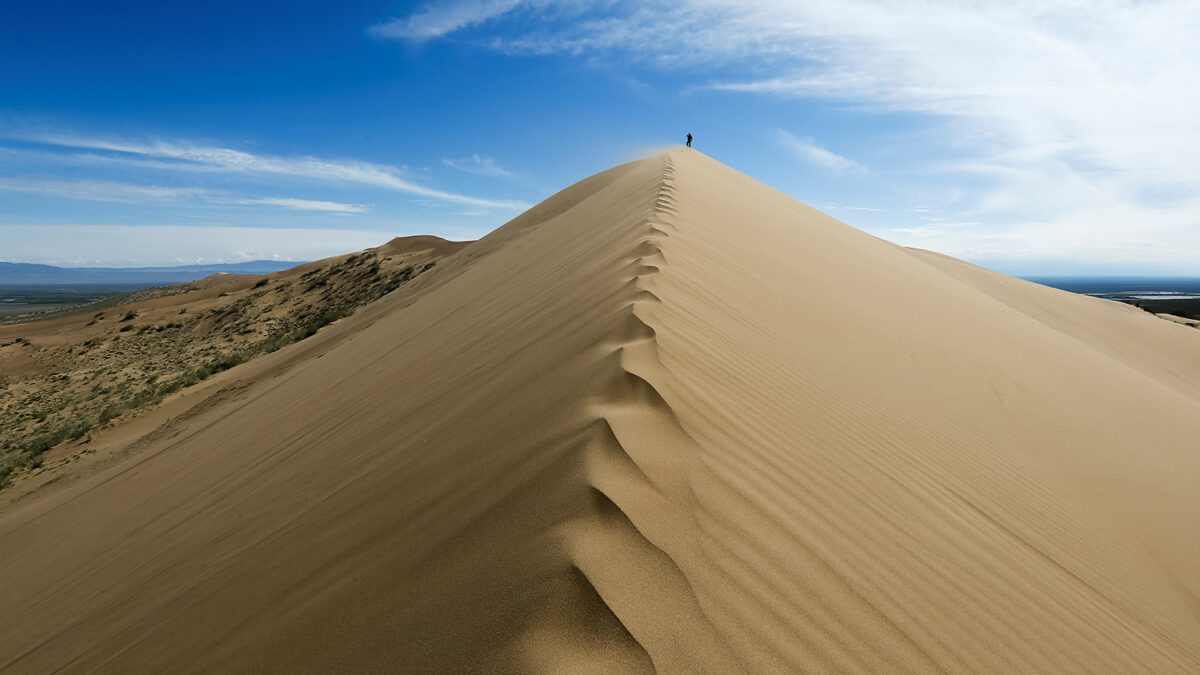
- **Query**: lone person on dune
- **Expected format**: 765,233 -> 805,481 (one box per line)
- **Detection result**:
686,133 -> 693,147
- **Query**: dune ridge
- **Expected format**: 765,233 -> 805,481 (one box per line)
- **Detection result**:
1,150 -> 1199,672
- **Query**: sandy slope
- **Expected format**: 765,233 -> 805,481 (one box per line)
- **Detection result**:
2,150 -> 1200,672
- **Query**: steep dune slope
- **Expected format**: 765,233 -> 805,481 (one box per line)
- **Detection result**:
2,150 -> 1199,672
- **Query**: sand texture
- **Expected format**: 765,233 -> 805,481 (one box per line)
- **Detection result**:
2,150 -> 1199,672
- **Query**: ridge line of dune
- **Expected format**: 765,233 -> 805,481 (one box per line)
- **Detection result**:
619,156 -> 959,672
552,153 -> 744,671
574,153 -> 1179,672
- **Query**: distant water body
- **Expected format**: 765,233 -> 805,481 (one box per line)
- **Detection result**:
1024,277 -> 1200,302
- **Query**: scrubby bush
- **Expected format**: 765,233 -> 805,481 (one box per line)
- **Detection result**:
127,388 -> 162,409
65,418 -> 91,440
98,403 -> 125,424
0,458 -> 15,486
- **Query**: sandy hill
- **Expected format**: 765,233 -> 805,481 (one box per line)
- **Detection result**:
2,150 -> 1199,672
0,235 -> 465,489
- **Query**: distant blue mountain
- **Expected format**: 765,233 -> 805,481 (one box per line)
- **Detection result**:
0,260 -> 304,285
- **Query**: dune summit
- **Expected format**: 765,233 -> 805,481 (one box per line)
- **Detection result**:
2,149 -> 1200,672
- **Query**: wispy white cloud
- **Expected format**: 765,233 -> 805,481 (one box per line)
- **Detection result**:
14,134 -> 529,210
234,197 -> 367,213
0,224 -> 395,267
442,154 -> 518,179
0,177 -> 207,203
892,221 -> 980,237
376,0 -> 1200,268
370,0 -> 527,40
0,176 -> 373,215
777,130 -> 866,175
816,202 -> 883,213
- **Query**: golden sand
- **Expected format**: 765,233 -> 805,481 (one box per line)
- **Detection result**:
2,150 -> 1198,672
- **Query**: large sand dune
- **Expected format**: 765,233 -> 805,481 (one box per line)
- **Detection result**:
2,150 -> 1199,672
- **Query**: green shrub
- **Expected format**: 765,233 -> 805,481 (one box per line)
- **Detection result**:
128,389 -> 162,409
98,403 -> 125,424
24,435 -> 55,454
66,419 -> 91,440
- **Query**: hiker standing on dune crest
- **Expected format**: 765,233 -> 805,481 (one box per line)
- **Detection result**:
686,133 -> 693,147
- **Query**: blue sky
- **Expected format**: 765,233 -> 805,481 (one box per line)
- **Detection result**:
2,1 -> 1198,274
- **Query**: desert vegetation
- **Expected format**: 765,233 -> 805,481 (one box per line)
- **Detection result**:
0,248 -> 441,487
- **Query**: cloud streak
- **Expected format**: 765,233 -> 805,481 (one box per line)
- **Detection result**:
0,176 -> 369,214
375,0 -> 1200,268
777,131 -> 866,175
234,197 -> 368,213
0,224 -> 397,267
371,0 -> 526,40
0,177 -> 207,203
16,134 -> 529,210
442,154 -> 518,179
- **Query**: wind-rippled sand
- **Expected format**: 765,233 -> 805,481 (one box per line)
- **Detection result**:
2,150 -> 1199,672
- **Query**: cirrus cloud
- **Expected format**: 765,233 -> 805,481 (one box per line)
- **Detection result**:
14,133 -> 530,211
234,197 -> 368,214
374,0 -> 1200,270
777,131 -> 867,175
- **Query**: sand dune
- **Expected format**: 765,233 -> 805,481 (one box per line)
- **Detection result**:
2,149 -> 1199,672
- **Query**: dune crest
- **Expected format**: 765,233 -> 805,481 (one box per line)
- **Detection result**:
2,150 -> 1199,672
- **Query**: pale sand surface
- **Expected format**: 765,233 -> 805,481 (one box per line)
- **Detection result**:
2,150 -> 1199,672
1158,313 -> 1200,327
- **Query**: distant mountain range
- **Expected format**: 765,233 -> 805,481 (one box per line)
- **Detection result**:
0,260 -> 304,285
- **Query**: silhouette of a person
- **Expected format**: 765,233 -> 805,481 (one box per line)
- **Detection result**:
686,133 -> 693,148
